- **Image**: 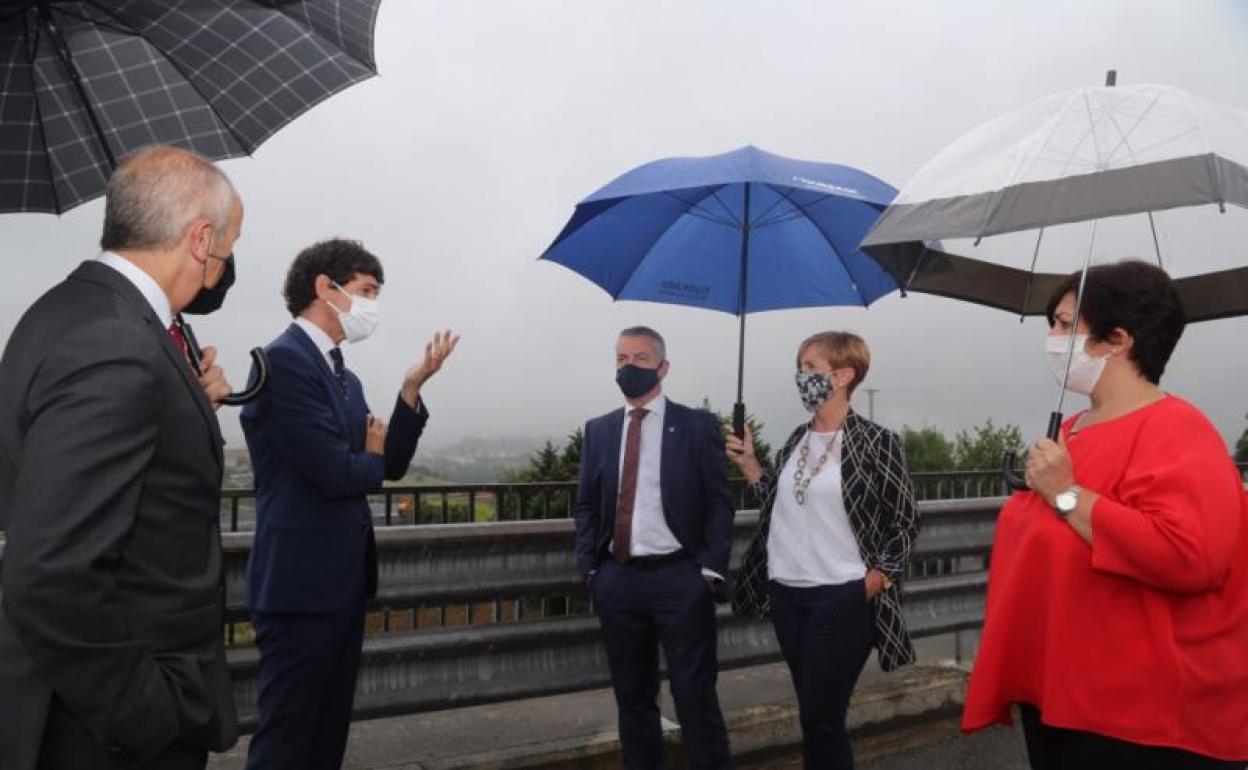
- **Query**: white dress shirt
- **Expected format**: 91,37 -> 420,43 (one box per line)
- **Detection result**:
294,316 -> 339,372
767,429 -> 867,587
611,394 -> 683,558
96,251 -> 172,328
609,394 -> 721,580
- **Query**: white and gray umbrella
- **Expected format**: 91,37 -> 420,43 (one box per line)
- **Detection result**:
859,73 -> 1248,487
861,75 -> 1248,322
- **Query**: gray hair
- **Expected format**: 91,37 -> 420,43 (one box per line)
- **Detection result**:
100,145 -> 237,252
619,325 -> 666,361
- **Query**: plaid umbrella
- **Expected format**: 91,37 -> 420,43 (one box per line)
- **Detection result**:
1,0 -> 381,214
1,0 -> 382,404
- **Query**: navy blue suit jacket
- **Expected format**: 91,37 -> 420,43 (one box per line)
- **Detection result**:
241,323 -> 427,614
573,398 -> 734,578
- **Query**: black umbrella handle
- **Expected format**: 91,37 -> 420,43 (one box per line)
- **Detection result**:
732,402 -> 746,439
1002,411 -> 1063,491
174,315 -> 269,406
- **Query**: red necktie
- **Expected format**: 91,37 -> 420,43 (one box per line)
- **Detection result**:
167,321 -> 191,363
613,407 -> 648,563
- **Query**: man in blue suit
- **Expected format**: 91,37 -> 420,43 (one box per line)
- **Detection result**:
575,326 -> 735,770
241,239 -> 457,770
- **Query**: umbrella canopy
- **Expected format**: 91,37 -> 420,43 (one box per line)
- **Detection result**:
860,81 -> 1248,322
544,145 -> 899,314
1,0 -> 381,214
1,0 -> 383,405
541,145 -> 899,432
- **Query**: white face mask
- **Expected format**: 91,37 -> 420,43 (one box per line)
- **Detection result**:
330,282 -> 380,343
1045,333 -> 1110,395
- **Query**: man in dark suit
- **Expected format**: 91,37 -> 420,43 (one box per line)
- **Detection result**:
0,146 -> 243,769
241,238 -> 457,770
575,326 -> 735,770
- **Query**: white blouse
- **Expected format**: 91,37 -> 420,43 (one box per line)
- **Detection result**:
766,429 -> 867,587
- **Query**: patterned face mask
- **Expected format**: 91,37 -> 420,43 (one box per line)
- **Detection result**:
795,371 -> 833,413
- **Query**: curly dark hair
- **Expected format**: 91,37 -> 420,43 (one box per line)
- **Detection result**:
283,238 -> 384,317
1044,259 -> 1185,384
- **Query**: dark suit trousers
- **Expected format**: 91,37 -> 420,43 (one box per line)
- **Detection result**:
593,556 -> 731,770
1019,703 -> 1246,770
244,608 -> 365,770
767,580 -> 874,770
36,694 -> 205,770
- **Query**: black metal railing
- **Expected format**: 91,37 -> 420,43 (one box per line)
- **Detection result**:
225,472 -> 964,533
220,463 -> 1248,533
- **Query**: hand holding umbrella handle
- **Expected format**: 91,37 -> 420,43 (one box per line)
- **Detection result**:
1002,411 -> 1063,492
175,315 -> 270,406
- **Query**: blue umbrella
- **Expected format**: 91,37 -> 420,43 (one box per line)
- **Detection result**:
541,145 -> 899,434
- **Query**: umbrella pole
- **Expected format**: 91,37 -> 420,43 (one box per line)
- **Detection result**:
733,183 -> 751,439
1002,218 -> 1100,491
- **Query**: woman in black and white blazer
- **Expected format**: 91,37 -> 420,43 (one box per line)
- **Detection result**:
728,331 -> 919,770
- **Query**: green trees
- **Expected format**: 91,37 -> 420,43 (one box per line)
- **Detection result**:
503,428 -> 582,483
1235,415 -> 1247,465
901,419 -> 1024,471
511,415 -> 1034,484
901,427 -> 955,472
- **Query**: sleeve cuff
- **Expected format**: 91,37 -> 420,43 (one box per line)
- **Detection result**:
393,392 -> 430,427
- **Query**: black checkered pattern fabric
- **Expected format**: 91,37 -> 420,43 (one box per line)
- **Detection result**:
0,0 -> 381,213
732,411 -> 921,671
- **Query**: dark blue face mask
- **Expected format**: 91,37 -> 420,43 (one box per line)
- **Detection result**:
616,364 -> 660,399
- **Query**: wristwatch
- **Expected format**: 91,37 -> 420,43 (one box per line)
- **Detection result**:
1053,485 -> 1082,517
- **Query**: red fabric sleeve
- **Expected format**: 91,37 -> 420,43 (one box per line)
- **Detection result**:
1089,410 -> 1241,594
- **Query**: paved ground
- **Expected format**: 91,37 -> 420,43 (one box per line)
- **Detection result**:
745,719 -> 1029,769
209,636 -> 1009,769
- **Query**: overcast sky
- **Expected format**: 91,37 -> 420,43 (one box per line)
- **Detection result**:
4,0 -> 1248,453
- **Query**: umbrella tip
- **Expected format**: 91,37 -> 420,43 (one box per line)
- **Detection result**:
1105,69 -> 1117,87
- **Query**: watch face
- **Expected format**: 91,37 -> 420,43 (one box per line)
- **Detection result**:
1056,492 -> 1077,511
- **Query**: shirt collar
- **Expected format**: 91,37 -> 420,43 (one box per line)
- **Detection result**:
294,316 -> 337,362
96,251 -> 173,328
623,393 -> 667,419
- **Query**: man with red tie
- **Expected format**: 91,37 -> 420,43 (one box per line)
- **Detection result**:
0,146 -> 241,769
574,326 -> 735,770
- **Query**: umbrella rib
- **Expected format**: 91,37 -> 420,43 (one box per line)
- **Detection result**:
1081,90 -> 1106,170
51,5 -> 133,38
22,15 -> 65,214
1102,92 -> 1162,167
972,89 -> 1084,238
749,188 -> 803,228
662,189 -> 738,228
1111,126 -> 1200,160
82,0 -> 253,155
709,188 -> 742,227
242,0 -> 379,73
754,204 -> 818,229
770,185 -> 872,305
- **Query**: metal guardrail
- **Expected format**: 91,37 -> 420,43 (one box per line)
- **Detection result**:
222,497 -> 1004,730
216,471 -> 1016,533
218,462 -> 1248,532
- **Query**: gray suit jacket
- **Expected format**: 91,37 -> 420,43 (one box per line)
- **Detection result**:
0,261 -> 238,768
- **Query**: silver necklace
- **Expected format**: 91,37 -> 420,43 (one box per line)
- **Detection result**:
792,429 -> 841,505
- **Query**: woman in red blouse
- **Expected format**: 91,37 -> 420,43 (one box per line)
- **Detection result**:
962,260 -> 1248,769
